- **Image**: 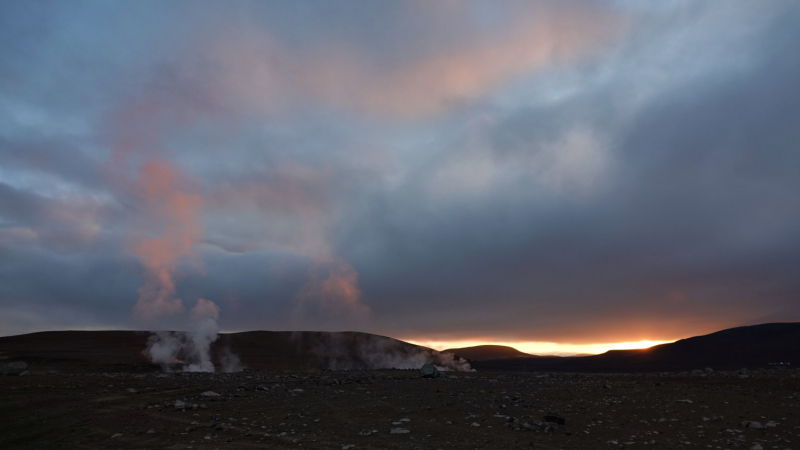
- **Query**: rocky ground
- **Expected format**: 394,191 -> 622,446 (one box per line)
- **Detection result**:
1,367 -> 799,450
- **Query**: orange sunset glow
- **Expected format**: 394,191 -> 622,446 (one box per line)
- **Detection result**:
406,339 -> 673,356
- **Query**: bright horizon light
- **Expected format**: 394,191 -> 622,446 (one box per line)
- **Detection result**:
404,339 -> 673,356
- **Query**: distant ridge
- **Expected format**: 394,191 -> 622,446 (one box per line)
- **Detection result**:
2,322 -> 797,373
443,345 -> 533,361
0,330 -> 456,373
472,322 -> 800,372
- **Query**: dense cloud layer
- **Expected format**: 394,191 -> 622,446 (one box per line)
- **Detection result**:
1,1 -> 799,345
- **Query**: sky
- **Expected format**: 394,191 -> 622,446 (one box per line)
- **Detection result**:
1,0 -> 799,355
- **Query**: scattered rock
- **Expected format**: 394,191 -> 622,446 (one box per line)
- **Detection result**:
201,391 -> 220,397
742,421 -> 763,429
111,433 -> 122,439
390,428 -> 410,434
126,388 -> 138,394
676,399 -> 693,403
174,400 -> 186,410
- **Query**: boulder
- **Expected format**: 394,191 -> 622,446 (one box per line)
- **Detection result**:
2,361 -> 28,376
419,364 -> 440,378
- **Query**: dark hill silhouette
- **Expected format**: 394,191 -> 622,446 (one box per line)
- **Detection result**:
473,322 -> 800,372
0,330 -> 459,372
443,345 -> 532,361
2,322 -> 796,373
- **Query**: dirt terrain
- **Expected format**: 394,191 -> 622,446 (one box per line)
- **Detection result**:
2,368 -> 798,450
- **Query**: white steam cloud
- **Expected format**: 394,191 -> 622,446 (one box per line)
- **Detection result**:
296,332 -> 474,372
146,299 -> 242,373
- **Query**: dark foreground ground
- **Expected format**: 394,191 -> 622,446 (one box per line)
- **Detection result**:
2,368 -> 798,450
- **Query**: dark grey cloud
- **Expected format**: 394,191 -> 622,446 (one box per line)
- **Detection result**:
1,0 -> 798,347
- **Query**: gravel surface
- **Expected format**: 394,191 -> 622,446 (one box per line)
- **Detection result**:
1,368 -> 798,449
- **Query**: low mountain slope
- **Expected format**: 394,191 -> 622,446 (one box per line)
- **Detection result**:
0,330 -> 462,372
473,322 -> 800,372
442,345 -> 532,361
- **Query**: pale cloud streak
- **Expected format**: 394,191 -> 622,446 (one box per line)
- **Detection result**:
205,1 -> 624,117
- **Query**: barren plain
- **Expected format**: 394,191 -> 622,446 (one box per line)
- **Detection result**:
2,367 -> 798,450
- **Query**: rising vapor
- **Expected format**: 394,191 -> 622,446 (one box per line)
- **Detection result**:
131,160 -> 202,320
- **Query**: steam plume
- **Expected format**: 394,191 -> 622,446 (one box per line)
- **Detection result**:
146,299 -> 232,372
110,122 -> 240,372
296,332 -> 473,372
293,256 -> 370,318
131,160 -> 202,320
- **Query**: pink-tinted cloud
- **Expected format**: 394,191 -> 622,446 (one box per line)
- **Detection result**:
130,160 -> 203,320
293,256 -> 370,318
208,2 -> 622,117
